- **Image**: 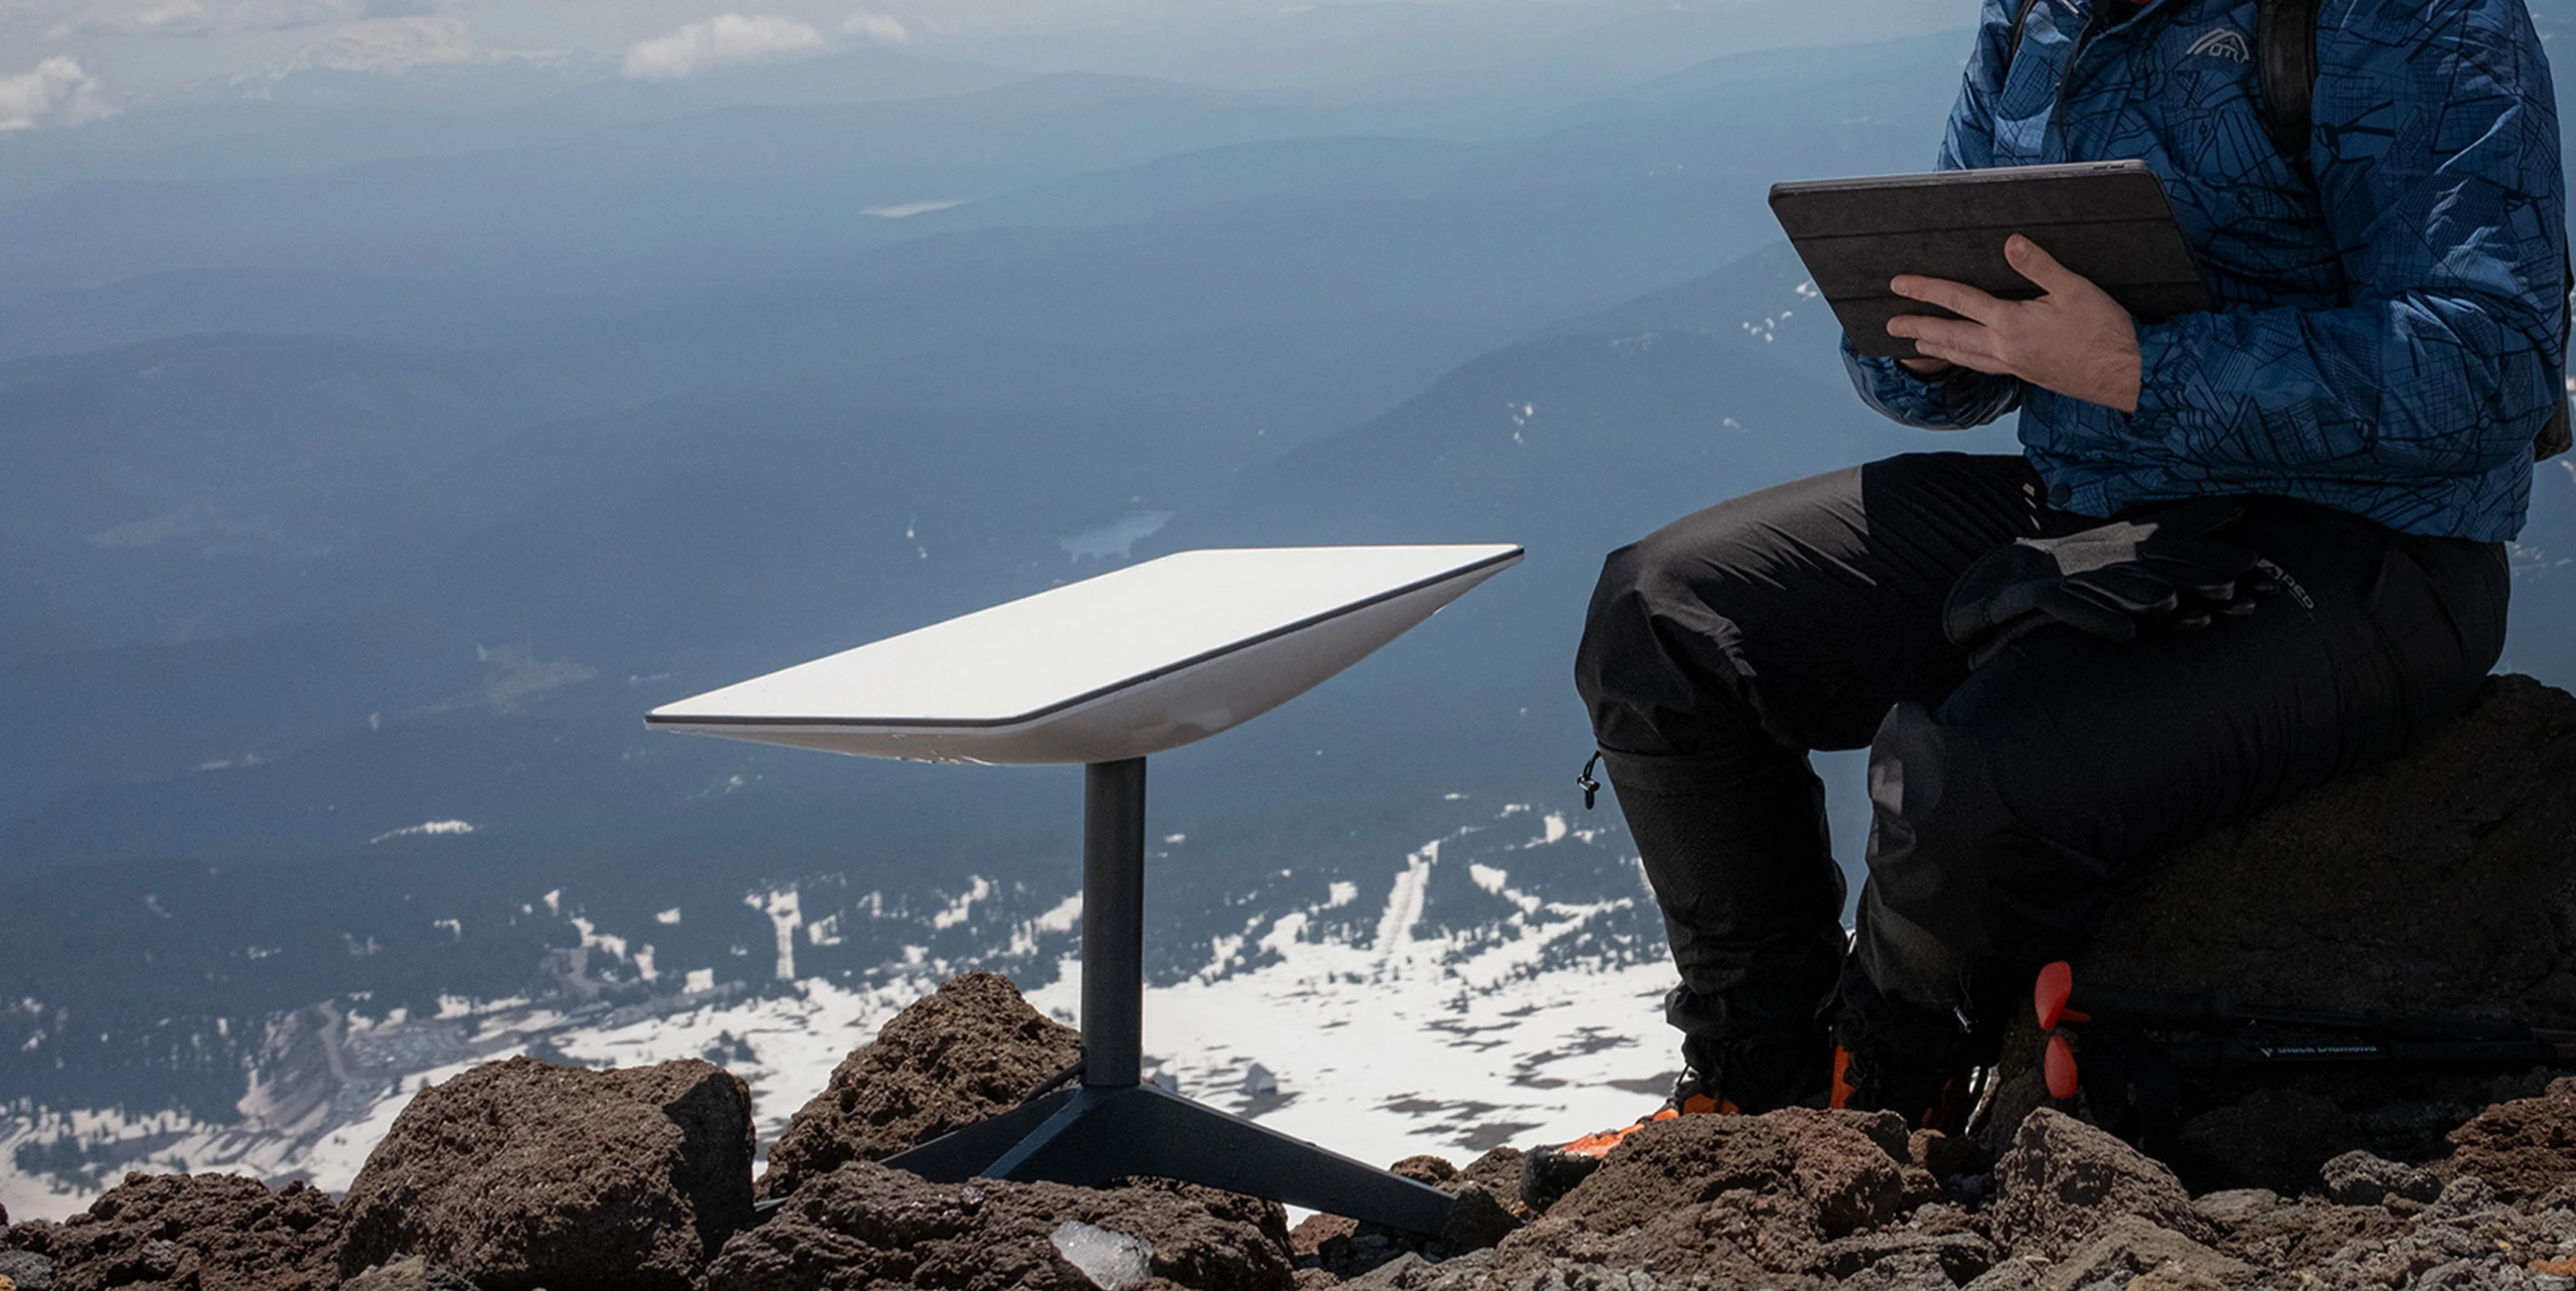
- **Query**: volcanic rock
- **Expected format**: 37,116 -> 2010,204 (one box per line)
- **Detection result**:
758,970 -> 1080,1200
2320,1149 -> 2442,1207
704,1160 -> 1295,1291
1987,1109 -> 2213,1259
1480,1107 -> 1915,1289
2036,1215 -> 2245,1291
0,1250 -> 47,1291
1814,1229 -> 1998,1283
341,1255 -> 482,1290
1993,675 -> 2576,1188
336,1054 -> 755,1290
2197,1195 -> 2398,1274
2289,1175 -> 2576,1288
1291,1152 -> 1525,1281
2,1172 -> 337,1291
1451,1148 -> 1533,1221
1333,1250 -> 1494,1291
2445,1075 -> 2576,1201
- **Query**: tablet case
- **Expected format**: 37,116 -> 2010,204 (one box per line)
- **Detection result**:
1770,161 -> 2211,359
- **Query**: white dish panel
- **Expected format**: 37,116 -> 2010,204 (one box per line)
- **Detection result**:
647,545 -> 1521,764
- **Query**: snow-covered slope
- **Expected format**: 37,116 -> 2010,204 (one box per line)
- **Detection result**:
0,795 -> 1677,1221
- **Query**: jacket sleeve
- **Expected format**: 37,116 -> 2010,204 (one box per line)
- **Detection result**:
2119,0 -> 2567,477
1844,0 -> 2024,428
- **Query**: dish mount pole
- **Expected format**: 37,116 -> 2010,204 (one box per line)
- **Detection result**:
880,757 -> 1454,1233
1081,758 -> 1146,1090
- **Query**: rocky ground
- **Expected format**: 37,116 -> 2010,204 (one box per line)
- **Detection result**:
2,970 -> 2573,1291
3,677 -> 2572,1290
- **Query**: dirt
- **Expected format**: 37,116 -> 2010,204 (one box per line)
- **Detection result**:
333,1054 -> 756,1290
705,1161 -> 1296,1291
0,1172 -> 338,1291
757,970 -> 1081,1201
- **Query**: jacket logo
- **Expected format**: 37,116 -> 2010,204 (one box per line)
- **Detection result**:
2185,28 -> 2254,63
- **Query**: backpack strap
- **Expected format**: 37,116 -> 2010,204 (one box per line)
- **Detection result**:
2009,0 -> 2048,61
2255,0 -> 2318,167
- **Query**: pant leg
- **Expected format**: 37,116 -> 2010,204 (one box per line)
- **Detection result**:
1852,497 -> 2512,1019
1573,453 -> 2048,1104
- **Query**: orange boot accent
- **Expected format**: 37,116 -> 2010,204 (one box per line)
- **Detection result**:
1828,1046 -> 1855,1110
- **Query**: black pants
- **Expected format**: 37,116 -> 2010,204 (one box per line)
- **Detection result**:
1574,453 -> 2509,1100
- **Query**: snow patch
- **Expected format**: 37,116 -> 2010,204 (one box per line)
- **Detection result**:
864,200 -> 965,219
747,888 -> 802,981
370,819 -> 474,844
931,877 -> 991,931
1058,512 -> 1175,565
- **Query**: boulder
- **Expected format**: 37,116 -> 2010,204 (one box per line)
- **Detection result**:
11,1173 -> 336,1291
1987,1109 -> 2214,1259
758,970 -> 1080,1200
336,1054 -> 755,1290
703,1161 -> 1295,1291
1993,675 -> 2576,1188
2445,1075 -> 2576,1201
1479,1107 -> 1915,1289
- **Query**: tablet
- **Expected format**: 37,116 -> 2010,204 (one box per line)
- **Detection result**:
1770,160 -> 2210,359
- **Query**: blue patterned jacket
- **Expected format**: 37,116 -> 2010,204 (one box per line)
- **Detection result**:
1844,0 -> 2565,542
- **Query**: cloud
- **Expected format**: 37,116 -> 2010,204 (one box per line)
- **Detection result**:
622,13 -> 826,80
252,14 -> 556,79
51,0 -> 437,37
0,56 -> 108,131
842,10 -> 908,43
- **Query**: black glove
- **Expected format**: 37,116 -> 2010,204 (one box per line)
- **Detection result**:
1944,498 -> 2268,669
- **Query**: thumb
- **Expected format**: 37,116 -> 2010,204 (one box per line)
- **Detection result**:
2006,235 -> 2080,293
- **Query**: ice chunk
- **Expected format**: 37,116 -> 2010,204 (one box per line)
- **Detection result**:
1049,1219 -> 1154,1290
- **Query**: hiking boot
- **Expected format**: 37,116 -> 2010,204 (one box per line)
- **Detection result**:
1828,1044 -> 1977,1133
1519,1070 -> 1737,1211
1828,965 -> 1980,1131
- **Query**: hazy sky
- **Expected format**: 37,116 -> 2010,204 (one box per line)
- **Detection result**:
0,0 -> 1934,134
0,0 -> 1588,107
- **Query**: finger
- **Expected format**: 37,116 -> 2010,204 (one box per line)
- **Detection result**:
2005,235 -> 2084,295
1893,318 -> 2009,373
1890,274 -> 2010,325
1913,343 -> 2008,377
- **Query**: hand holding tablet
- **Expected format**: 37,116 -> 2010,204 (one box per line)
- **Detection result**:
1884,233 -> 2152,411
1770,161 -> 2211,407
